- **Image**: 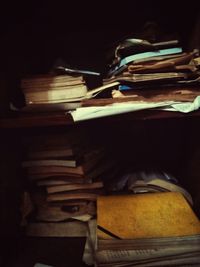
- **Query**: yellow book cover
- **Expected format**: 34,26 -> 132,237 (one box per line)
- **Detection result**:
97,192 -> 200,240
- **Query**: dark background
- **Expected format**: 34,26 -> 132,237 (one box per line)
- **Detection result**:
0,0 -> 199,110
0,2 -> 200,266
0,0 -> 199,75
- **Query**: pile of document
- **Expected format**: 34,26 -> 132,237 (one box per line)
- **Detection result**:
106,38 -> 200,89
83,192 -> 200,266
69,39 -> 200,122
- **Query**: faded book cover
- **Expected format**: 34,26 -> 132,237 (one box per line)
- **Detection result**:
97,192 -> 200,240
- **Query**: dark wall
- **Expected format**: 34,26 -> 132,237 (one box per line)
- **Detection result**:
0,0 -> 199,74
0,0 -> 199,111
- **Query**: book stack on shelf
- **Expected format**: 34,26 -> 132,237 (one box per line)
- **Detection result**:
21,129 -> 112,237
105,39 -> 200,102
67,40 -> 200,122
20,73 -> 88,111
84,192 -> 200,266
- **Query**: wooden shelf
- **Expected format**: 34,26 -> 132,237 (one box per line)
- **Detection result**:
1,109 -> 200,129
0,111 -> 74,129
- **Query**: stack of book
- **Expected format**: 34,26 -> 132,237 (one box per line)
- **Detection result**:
104,39 -> 200,101
22,130 -> 112,237
84,192 -> 200,266
20,73 -> 88,111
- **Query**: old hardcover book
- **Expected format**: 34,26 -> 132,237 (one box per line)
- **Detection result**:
21,74 -> 87,104
47,181 -> 103,194
24,84 -> 87,103
36,178 -> 92,186
27,173 -> 90,181
97,192 -> 200,240
26,165 -> 88,176
94,192 -> 200,266
27,158 -> 115,181
21,74 -> 84,88
22,158 -> 78,168
47,191 -> 102,202
25,152 -> 104,176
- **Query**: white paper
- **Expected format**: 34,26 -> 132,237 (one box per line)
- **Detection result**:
69,96 -> 200,122
163,96 -> 200,113
69,101 -> 180,122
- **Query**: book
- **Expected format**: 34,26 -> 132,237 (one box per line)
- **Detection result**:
36,178 -> 92,186
31,191 -> 94,207
27,158 -> 115,182
126,51 -> 196,74
97,192 -> 200,240
26,165 -> 90,176
22,158 -> 78,168
21,79 -> 84,91
103,72 -> 188,85
21,74 -> 84,87
24,84 -> 87,103
119,47 -> 183,67
47,192 -> 101,202
27,173 -> 91,181
25,150 -> 104,176
47,181 -> 103,194
21,73 -> 88,104
27,147 -> 78,159
47,200 -> 94,208
93,192 -> 200,266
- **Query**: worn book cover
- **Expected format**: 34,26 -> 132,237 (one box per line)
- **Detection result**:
97,192 -> 200,240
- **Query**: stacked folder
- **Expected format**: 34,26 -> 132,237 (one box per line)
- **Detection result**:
84,192 -> 200,266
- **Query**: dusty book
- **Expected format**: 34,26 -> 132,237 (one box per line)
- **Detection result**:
24,84 -> 88,103
22,158 -> 78,168
36,178 -> 92,186
47,181 -> 104,194
25,152 -> 104,176
97,192 -> 200,240
47,191 -> 103,202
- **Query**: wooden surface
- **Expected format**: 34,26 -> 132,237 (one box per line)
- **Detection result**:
1,108 -> 200,129
0,111 -> 73,128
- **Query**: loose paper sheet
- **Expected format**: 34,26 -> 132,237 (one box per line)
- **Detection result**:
69,96 -> 200,122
